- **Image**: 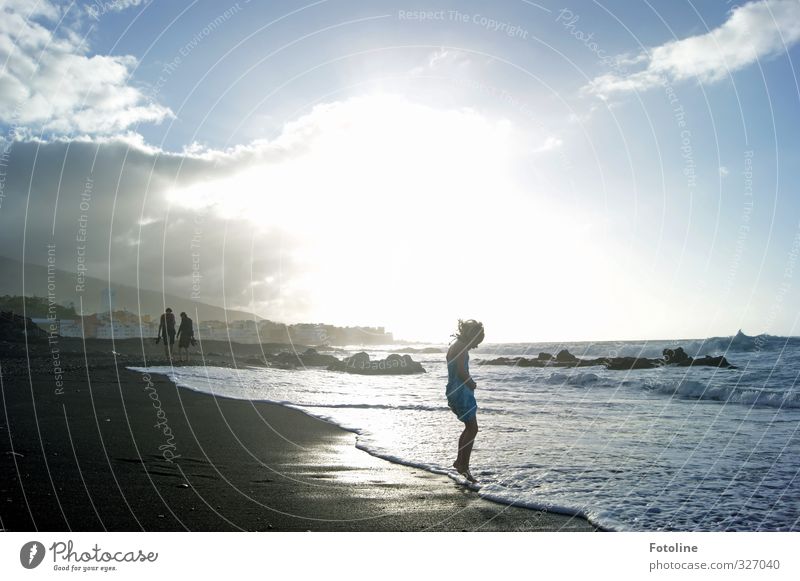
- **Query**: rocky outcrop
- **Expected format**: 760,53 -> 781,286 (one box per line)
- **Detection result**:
1,311 -> 48,342
556,349 -> 578,363
327,352 -> 425,375
602,356 -> 661,370
481,347 -> 735,370
270,348 -> 340,369
663,347 -> 691,364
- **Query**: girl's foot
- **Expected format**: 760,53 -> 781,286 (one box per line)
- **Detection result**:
452,462 -> 478,484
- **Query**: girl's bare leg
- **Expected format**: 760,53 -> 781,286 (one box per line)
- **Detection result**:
453,417 -> 478,481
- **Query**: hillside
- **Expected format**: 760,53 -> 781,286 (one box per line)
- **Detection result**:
0,255 -> 260,322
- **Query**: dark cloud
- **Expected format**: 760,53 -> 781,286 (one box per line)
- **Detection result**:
0,136 -> 309,319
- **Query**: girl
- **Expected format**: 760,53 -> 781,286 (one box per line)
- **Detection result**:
445,319 -> 485,483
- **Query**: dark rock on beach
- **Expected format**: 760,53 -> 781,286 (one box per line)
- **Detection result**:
327,351 -> 425,375
272,348 -> 340,368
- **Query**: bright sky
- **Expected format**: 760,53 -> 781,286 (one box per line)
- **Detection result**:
1,0 -> 799,342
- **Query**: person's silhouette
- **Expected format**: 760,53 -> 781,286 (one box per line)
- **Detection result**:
445,319 -> 485,483
157,308 -> 176,359
176,312 -> 194,363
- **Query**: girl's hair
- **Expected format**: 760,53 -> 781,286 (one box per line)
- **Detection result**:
453,319 -> 484,344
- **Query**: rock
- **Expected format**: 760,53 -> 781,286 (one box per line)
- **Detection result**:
602,357 -> 661,370
481,346 -> 736,371
689,355 -> 734,369
0,311 -> 48,342
663,347 -> 691,364
556,349 -> 578,363
327,352 -> 425,375
272,349 -> 339,367
345,351 -> 371,368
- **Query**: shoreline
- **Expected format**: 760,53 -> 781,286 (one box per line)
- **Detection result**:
0,338 -> 598,531
142,364 -> 602,527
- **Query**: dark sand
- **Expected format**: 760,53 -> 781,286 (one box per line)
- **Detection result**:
0,338 -> 597,531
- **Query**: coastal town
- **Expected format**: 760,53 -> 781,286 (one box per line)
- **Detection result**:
0,295 -> 394,346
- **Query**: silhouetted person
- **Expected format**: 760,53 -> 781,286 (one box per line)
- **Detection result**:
157,308 -> 176,359
445,319 -> 485,483
176,311 -> 194,363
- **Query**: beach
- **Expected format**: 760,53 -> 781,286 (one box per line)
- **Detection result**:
0,338 -> 595,532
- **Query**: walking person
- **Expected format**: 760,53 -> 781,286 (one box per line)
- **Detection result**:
156,307 -> 176,359
175,311 -> 195,363
445,319 -> 485,483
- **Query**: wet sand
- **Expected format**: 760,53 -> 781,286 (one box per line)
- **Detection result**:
0,338 -> 597,531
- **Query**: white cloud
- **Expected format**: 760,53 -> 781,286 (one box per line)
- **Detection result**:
0,0 -> 171,134
84,0 -> 150,21
585,0 -> 800,98
719,166 -> 730,177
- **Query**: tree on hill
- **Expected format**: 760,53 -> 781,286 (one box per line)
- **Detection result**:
0,295 -> 78,319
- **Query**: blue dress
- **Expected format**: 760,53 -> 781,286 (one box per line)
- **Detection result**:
445,351 -> 477,422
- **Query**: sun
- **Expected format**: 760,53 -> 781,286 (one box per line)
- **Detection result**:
167,94 -> 618,341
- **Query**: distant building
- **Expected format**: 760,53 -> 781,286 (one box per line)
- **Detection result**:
258,320 -> 289,343
196,320 -> 229,340
22,303 -> 394,345
59,319 -> 83,337
288,323 -> 327,345
226,320 -> 260,343
286,323 -> 393,346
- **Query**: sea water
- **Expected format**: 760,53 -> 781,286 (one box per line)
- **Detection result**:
133,336 -> 800,531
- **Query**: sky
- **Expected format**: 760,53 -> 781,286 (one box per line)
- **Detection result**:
0,0 -> 799,342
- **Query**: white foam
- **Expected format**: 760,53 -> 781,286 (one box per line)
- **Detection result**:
643,378 -> 800,409
544,372 -> 602,386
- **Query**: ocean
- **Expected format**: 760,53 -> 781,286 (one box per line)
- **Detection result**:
134,334 -> 800,531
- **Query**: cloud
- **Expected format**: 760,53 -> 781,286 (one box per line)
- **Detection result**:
0,0 -> 171,134
84,0 -> 151,21
585,0 -> 800,98
0,94 -> 579,330
0,133 -> 307,319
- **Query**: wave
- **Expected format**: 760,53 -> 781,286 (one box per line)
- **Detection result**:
684,331 -> 800,355
642,378 -> 800,409
350,441 -> 602,528
544,372 -> 604,387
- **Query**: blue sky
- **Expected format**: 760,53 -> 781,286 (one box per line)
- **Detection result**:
1,0 -> 799,341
